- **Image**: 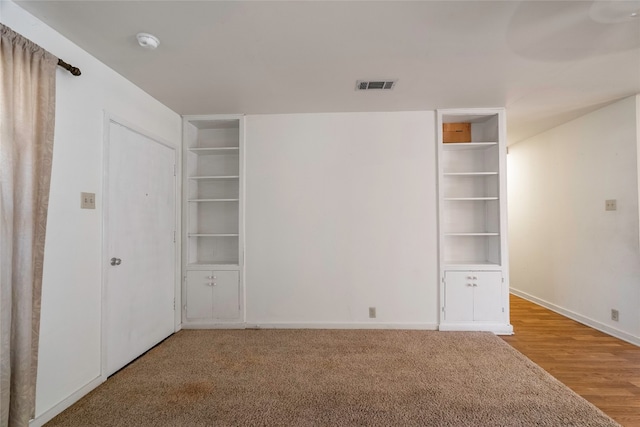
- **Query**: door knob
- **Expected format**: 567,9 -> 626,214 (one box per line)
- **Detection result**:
110,257 -> 122,266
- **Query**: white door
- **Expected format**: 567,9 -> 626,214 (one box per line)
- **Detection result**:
473,271 -> 503,322
105,120 -> 176,376
211,271 -> 240,320
444,271 -> 474,322
186,270 -> 214,319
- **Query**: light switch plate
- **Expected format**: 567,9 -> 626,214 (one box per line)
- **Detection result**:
81,192 -> 96,209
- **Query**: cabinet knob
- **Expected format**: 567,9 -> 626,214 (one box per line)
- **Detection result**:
207,282 -> 216,286
467,283 -> 473,287
473,276 -> 477,280
473,283 -> 478,287
207,275 -> 217,279
466,276 -> 473,280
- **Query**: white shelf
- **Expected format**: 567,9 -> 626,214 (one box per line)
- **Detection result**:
187,262 -> 239,267
444,261 -> 501,269
188,233 -> 239,237
445,232 -> 499,236
443,142 -> 498,151
189,175 -> 239,180
445,260 -> 500,265
443,172 -> 498,176
444,197 -> 498,201
188,147 -> 239,155
188,199 -> 239,202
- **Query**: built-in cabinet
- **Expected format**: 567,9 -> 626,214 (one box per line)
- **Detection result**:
182,115 -> 244,327
442,271 -> 503,323
437,109 -> 512,334
185,270 -> 240,320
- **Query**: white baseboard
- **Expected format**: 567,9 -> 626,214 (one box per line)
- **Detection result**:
29,375 -> 105,427
510,288 -> 640,347
439,322 -> 513,335
182,322 -> 247,329
248,322 -> 438,330
181,321 -> 438,330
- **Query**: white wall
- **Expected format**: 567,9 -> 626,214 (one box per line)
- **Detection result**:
245,112 -> 439,328
1,1 -> 182,422
637,95 -> 640,259
508,95 -> 640,344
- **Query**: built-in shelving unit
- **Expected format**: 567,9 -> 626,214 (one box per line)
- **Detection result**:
182,115 -> 244,327
437,108 -> 512,334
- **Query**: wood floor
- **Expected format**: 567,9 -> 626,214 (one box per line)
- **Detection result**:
502,294 -> 640,427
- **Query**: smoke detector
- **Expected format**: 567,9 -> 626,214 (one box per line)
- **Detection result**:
136,33 -> 160,49
356,80 -> 397,91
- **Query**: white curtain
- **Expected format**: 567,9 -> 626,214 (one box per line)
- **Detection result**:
0,24 -> 57,427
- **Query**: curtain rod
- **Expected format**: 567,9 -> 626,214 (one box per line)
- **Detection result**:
57,58 -> 81,76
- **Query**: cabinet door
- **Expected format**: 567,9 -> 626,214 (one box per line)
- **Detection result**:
444,271 -> 474,322
211,271 -> 240,320
186,270 -> 214,319
473,271 -> 503,322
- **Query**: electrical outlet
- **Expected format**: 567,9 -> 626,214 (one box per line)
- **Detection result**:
605,199 -> 617,211
369,307 -> 376,319
81,192 -> 96,209
611,309 -> 619,322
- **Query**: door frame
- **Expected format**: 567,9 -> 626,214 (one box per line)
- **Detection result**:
101,113 -> 181,380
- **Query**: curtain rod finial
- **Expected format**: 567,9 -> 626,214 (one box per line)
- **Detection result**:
57,58 -> 81,76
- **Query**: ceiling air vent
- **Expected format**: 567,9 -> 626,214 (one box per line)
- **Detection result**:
356,80 -> 397,91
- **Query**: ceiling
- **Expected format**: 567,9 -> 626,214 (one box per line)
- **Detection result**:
14,0 -> 640,143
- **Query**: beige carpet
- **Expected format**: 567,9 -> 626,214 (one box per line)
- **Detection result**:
47,330 -> 619,426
